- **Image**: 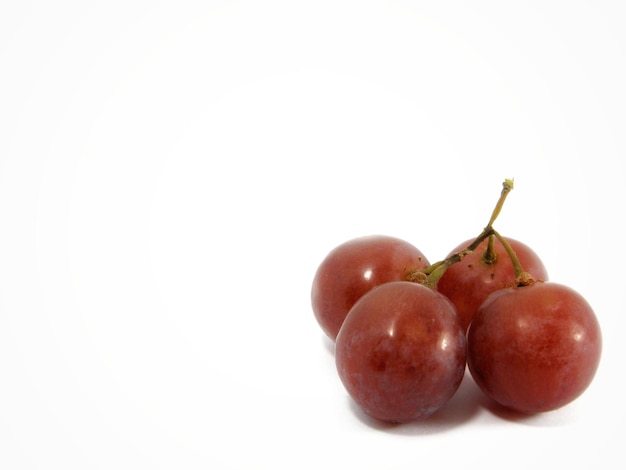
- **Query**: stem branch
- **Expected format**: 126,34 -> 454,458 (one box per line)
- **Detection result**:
492,229 -> 535,286
407,178 -> 516,288
487,179 -> 514,228
419,226 -> 495,288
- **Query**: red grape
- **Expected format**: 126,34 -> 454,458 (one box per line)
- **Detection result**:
311,235 -> 429,340
437,236 -> 548,331
335,281 -> 466,423
467,282 -> 602,413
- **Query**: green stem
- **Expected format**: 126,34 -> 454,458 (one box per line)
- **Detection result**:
487,179 -> 514,227
482,234 -> 497,265
492,229 -> 535,286
407,179 -> 515,288
419,226 -> 495,288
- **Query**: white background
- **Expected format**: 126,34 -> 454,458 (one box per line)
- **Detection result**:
1,1 -> 624,469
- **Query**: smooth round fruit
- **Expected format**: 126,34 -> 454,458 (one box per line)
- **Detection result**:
437,236 -> 548,331
311,235 -> 429,340
467,282 -> 602,413
335,281 -> 466,423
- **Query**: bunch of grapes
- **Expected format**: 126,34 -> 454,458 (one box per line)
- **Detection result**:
311,180 -> 602,423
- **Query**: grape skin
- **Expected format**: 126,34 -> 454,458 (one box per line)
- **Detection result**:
467,282 -> 602,413
437,236 -> 548,331
335,281 -> 466,423
311,235 -> 429,340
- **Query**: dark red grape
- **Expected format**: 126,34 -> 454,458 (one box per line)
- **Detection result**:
311,235 -> 429,340
437,236 -> 548,331
335,281 -> 466,423
467,282 -> 602,413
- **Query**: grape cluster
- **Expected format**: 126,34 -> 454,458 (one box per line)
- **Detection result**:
311,180 -> 602,423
